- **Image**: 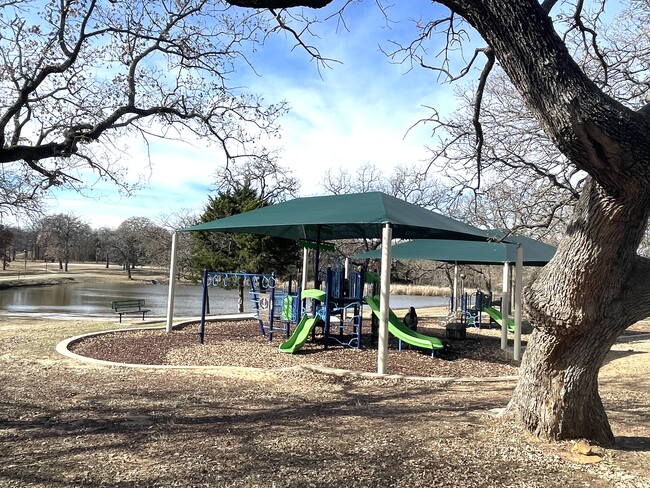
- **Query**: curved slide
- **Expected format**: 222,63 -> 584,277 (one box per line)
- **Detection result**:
364,295 -> 444,352
482,306 -> 515,332
279,315 -> 320,353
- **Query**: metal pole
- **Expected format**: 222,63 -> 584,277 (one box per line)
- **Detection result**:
301,247 -> 308,291
377,223 -> 392,375
324,268 -> 332,348
453,263 -> 459,312
514,245 -> 524,361
501,262 -> 510,350
199,269 -> 209,344
165,231 -> 179,333
314,227 -> 321,289
313,228 -> 322,316
269,272 -> 276,342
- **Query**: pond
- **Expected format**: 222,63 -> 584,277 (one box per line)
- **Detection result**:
0,282 -> 449,319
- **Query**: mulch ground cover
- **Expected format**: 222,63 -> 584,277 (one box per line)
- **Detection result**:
69,318 -> 522,378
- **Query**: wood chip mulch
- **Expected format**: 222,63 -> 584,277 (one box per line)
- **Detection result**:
69,318 -> 524,378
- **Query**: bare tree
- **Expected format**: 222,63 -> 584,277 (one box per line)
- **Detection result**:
94,226 -> 116,268
425,70 -> 583,237
224,0 -> 650,446
38,213 -> 87,271
214,156 -> 300,204
323,162 -> 386,196
113,217 -> 171,279
0,0 -> 286,217
0,225 -> 13,270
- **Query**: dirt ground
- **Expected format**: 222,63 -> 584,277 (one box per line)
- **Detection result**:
1,264 -> 649,487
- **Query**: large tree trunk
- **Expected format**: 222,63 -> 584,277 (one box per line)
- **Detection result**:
440,0 -> 650,446
507,178 -> 650,446
509,326 -> 618,445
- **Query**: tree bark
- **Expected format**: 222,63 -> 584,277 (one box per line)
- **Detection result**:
238,280 -> 245,313
506,178 -> 650,446
510,328 -> 614,444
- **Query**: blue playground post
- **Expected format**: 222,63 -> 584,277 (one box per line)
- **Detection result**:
199,269 -> 209,344
268,272 -> 277,342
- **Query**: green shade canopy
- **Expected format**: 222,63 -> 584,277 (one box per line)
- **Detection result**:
178,191 -> 502,375
184,191 -> 490,242
352,231 -> 555,266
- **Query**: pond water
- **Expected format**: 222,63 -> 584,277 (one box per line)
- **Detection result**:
0,282 -> 449,319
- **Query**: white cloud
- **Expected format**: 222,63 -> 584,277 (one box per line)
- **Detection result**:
41,3 -> 463,229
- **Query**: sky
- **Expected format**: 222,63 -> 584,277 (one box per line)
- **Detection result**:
45,1 -> 464,230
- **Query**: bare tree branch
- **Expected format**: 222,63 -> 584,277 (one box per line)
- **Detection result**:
227,0 -> 333,7
268,8 -> 341,72
0,0 -> 286,215
472,47 -> 495,189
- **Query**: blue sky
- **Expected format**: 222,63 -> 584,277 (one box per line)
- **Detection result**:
47,2 -> 466,230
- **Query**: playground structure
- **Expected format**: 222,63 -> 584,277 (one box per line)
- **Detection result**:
455,290 -> 515,333
195,264 -> 519,363
197,264 -> 448,357
280,266 -> 448,355
280,266 -> 366,353
196,266 -> 363,349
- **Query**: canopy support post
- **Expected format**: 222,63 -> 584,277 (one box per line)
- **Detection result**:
165,231 -> 179,333
301,247 -> 308,291
501,262 -> 510,350
514,245 -> 524,361
377,223 -> 392,375
453,263 -> 459,312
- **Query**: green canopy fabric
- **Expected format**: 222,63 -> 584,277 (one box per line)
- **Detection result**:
352,231 -> 555,266
184,191 -> 490,242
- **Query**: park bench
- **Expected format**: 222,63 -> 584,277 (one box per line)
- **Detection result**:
111,299 -> 150,323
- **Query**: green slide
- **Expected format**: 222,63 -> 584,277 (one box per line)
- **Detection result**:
279,315 -> 320,353
364,295 -> 444,352
482,306 -> 515,332
365,271 -> 380,284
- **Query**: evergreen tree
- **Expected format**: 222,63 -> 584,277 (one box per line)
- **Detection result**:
191,185 -> 300,279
